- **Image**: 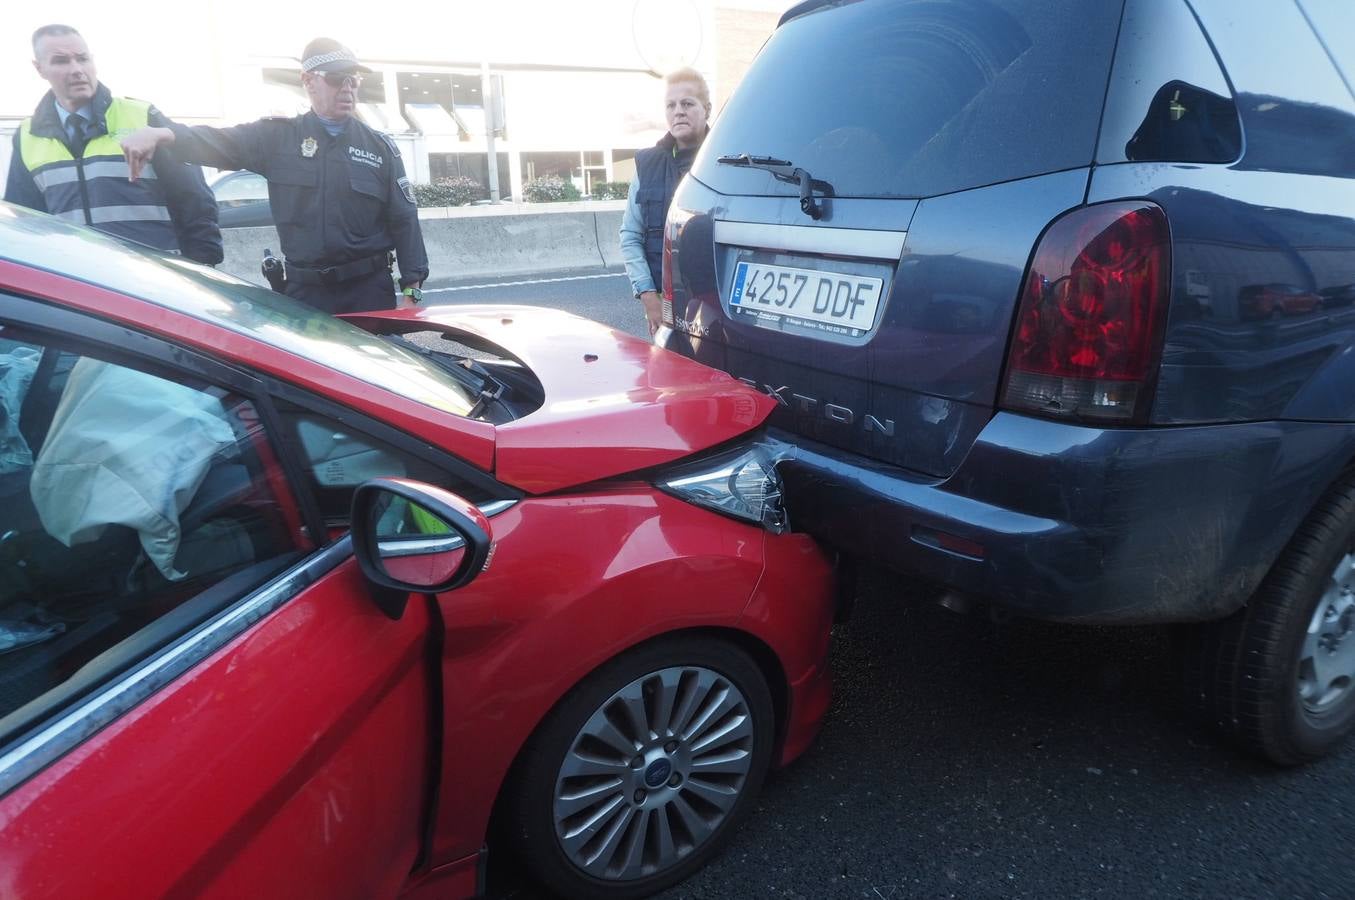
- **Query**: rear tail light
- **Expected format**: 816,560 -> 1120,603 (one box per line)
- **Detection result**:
662,206 -> 696,327
1000,201 -> 1171,423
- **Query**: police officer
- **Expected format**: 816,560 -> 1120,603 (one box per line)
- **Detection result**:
120,38 -> 427,313
6,24 -> 222,265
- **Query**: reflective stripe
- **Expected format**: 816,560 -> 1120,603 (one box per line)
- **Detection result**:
87,205 -> 173,224
30,158 -> 154,191
29,165 -> 77,191
55,206 -> 175,226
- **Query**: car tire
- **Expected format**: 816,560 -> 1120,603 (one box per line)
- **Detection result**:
1186,472 -> 1355,765
506,635 -> 775,899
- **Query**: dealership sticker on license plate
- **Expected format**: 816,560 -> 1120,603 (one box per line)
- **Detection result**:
729,262 -> 884,337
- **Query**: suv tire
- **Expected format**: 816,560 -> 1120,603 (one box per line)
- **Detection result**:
1187,472 -> 1355,765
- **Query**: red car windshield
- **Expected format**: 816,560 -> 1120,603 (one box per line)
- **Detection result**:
0,207 -> 477,416
160,259 -> 478,416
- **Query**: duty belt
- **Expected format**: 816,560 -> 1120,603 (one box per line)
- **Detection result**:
285,251 -> 392,286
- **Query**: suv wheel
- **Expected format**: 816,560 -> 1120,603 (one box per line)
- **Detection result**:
506,636 -> 774,899
1188,473 -> 1355,765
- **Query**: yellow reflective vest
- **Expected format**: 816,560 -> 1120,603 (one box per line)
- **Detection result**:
18,97 -> 178,248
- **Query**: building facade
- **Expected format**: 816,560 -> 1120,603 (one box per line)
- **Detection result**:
1,0 -> 783,202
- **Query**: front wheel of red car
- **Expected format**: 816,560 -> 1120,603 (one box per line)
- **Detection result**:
507,636 -> 775,899
1186,472 -> 1355,765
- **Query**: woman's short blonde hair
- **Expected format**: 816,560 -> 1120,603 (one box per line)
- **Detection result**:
665,67 -> 712,111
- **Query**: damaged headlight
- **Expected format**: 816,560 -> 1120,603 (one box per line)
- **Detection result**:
655,440 -> 789,533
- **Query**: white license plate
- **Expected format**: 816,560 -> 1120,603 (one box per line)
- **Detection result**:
729,261 -> 884,334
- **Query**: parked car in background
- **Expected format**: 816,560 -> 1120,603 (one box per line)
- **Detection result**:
210,169 -> 272,228
1239,283 -> 1324,319
660,0 -> 1355,766
0,204 -> 835,899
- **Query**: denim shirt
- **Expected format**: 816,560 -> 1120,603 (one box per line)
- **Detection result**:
619,171 -> 655,295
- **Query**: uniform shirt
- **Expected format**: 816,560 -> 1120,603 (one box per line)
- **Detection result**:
163,111 -> 429,286
54,102 -> 94,143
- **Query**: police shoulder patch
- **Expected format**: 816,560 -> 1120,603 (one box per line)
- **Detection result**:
398,176 -> 416,205
377,131 -> 402,158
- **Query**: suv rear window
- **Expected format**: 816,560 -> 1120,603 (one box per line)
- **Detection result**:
695,0 -> 1125,199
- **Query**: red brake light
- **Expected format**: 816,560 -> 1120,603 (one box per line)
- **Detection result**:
662,207 -> 696,327
1001,202 -> 1171,423
661,219 -> 675,318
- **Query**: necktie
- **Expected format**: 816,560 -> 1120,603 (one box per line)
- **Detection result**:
68,113 -> 91,150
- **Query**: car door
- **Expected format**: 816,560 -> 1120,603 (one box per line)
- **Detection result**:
0,299 -> 435,899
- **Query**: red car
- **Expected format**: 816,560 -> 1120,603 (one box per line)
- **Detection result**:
0,204 -> 835,899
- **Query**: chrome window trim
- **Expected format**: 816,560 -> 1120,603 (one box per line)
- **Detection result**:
713,220 -> 907,259
0,498 -> 517,795
0,539 -> 352,795
477,498 -> 518,518
376,500 -> 517,557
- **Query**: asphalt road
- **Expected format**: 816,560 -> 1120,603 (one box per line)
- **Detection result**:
661,575 -> 1355,900
423,267 -> 646,339
445,270 -> 1355,900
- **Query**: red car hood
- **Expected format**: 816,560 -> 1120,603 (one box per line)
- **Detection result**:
350,305 -> 775,493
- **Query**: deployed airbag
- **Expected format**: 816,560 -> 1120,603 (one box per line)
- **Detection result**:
29,359 -> 236,580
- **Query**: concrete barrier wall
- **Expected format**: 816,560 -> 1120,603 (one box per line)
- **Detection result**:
220,203 -> 626,287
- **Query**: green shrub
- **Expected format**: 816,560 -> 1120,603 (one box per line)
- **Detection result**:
411,176 -> 486,207
590,181 -> 631,200
523,174 -> 582,203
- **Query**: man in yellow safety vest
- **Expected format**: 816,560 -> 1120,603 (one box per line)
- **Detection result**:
4,24 -> 222,265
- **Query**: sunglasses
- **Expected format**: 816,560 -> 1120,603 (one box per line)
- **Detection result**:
314,70 -> 362,89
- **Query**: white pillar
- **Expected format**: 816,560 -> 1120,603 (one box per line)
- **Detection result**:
481,61 -> 501,203
382,68 -> 401,124
508,148 -> 524,204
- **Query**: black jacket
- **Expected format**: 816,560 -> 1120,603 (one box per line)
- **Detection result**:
5,84 -> 223,265
165,112 -> 429,286
634,133 -> 681,291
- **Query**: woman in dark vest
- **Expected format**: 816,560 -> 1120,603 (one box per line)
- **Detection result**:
620,67 -> 711,337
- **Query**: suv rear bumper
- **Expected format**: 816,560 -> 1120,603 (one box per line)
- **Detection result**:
774,413 -> 1355,624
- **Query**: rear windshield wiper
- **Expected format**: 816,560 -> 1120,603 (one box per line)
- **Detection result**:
717,153 -> 834,220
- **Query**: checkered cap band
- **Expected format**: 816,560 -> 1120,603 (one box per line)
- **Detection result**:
302,48 -> 358,72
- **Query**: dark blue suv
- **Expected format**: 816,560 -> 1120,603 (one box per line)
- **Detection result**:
660,0 -> 1355,765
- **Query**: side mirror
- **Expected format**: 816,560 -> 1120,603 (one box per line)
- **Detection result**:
351,478 -> 494,619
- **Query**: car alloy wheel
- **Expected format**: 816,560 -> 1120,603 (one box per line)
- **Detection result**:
508,636 -> 774,899
1297,553 -> 1355,715
553,664 -> 755,879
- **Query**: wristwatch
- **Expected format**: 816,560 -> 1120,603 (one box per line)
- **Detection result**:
402,286 -> 423,304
